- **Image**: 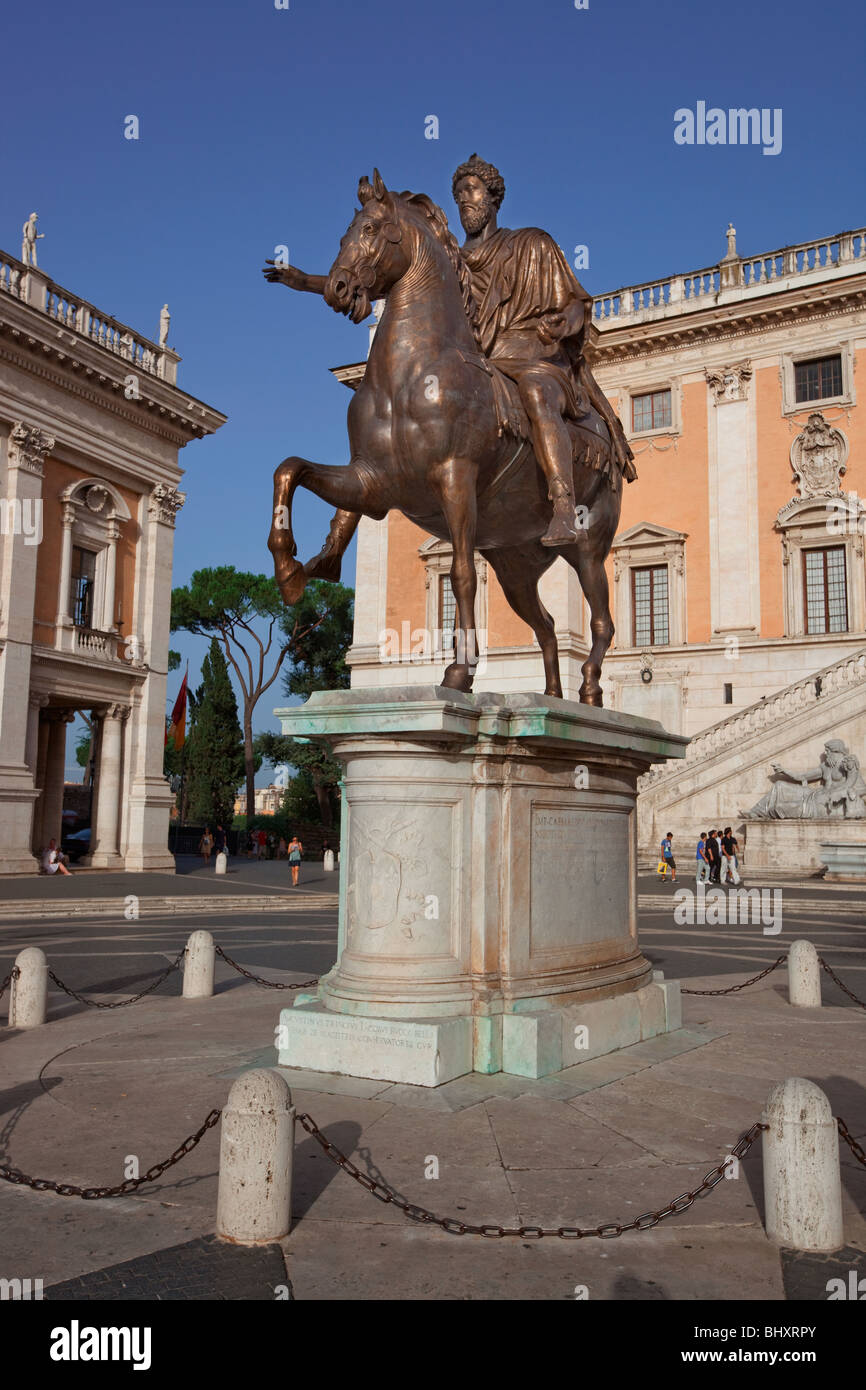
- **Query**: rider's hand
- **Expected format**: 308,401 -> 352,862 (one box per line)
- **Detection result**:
537,311 -> 568,344
262,261 -> 306,290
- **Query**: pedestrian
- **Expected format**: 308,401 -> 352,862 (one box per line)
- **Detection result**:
705,829 -> 720,883
257,827 -> 267,860
287,834 -> 303,887
660,832 -> 676,882
720,826 -> 742,885
214,824 -> 227,863
199,825 -> 213,866
278,836 -> 287,859
695,832 -> 710,883
41,838 -> 71,876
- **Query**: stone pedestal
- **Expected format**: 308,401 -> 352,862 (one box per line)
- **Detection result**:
743,818 -> 866,873
274,687 -> 687,1085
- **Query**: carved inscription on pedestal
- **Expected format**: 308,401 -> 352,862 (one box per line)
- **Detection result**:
529,806 -> 630,954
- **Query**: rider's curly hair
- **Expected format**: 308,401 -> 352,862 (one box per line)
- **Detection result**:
451,153 -> 506,211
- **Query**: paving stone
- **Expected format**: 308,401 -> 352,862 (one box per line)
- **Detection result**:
44,1235 -> 288,1301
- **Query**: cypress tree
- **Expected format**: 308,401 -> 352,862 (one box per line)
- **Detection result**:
186,640 -> 244,828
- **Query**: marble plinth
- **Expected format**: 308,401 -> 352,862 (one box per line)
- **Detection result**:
819,840 -> 866,881
273,686 -> 686,1086
743,818 -> 866,872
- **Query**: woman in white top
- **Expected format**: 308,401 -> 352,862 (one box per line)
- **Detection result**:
41,838 -> 71,876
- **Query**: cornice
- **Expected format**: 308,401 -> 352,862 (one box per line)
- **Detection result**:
0,306 -> 226,445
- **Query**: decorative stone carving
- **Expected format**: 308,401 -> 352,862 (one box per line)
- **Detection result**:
8,422 -> 55,476
148,483 -> 185,526
744,739 -> 866,820
85,484 -> 110,513
789,412 -> 848,498
706,361 -> 752,404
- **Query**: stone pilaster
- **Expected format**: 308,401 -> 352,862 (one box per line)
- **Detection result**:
88,704 -> 129,868
0,422 -> 53,873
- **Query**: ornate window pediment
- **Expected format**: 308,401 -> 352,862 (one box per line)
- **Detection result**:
612,523 -> 688,648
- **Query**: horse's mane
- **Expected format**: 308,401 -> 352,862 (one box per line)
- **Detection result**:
396,190 -> 480,346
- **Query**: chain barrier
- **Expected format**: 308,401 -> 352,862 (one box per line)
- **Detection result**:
819,958 -> 866,1011
46,948 -> 187,1010
837,1118 -> 866,1167
214,944 -> 318,991
681,955 -> 786,996
0,1108 -> 222,1199
296,1112 -> 768,1238
0,967 -> 19,1003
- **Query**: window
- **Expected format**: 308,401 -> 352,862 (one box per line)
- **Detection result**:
803,546 -> 848,634
724,683 -> 733,704
632,565 -> 669,646
70,547 -> 97,628
795,355 -> 843,404
439,575 -> 457,651
632,389 -> 672,433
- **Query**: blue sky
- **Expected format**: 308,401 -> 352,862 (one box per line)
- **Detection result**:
2,0 -> 862,778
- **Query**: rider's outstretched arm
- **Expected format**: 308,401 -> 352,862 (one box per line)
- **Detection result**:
262,262 -> 328,295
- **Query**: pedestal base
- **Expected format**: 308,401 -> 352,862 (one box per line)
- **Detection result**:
277,975 -> 682,1086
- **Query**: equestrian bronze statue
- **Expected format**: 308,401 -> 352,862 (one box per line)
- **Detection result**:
263,155 -> 635,705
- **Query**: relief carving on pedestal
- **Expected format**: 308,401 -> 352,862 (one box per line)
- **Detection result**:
347,807 -> 444,942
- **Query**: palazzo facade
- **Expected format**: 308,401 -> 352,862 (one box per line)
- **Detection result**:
0,245 -> 225,873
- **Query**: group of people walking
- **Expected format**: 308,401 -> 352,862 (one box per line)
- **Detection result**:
198,826 -> 304,885
658,828 -> 743,885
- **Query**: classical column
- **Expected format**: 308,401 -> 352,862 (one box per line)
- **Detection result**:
31,713 -> 51,852
101,516 -> 121,631
56,501 -> 76,627
25,694 -> 49,773
40,711 -> 74,850
124,485 -> 185,871
89,704 -> 129,868
0,422 -> 53,873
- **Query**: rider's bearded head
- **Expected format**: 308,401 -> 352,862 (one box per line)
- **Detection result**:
452,153 -> 505,234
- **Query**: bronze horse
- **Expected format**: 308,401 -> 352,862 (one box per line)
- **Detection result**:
265,169 -> 624,704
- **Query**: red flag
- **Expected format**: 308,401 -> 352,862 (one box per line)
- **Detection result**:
166,667 -> 188,749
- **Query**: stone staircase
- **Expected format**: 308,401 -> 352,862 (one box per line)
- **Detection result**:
637,646 -> 866,854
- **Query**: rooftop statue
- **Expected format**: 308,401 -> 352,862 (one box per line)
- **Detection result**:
263,159 -> 635,703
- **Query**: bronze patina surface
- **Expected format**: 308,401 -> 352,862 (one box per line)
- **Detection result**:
264,157 -> 635,704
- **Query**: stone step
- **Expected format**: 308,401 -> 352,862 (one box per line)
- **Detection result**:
0,893 -> 339,921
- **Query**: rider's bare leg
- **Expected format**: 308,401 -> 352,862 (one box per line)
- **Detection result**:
516,372 -> 578,546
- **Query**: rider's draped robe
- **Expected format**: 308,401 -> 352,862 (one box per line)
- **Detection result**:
461,227 -> 636,481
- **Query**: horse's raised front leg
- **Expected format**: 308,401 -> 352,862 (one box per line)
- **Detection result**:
304,509 -> 360,584
436,460 -> 479,693
269,456 -> 381,605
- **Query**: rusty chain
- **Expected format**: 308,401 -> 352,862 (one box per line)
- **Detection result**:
681,955 -> 786,996
837,1117 -> 866,1167
215,944 -> 318,991
46,948 -> 187,1009
297,1112 -> 768,1238
819,957 -> 866,1011
0,967 -> 19,1002
0,1107 -> 222,1199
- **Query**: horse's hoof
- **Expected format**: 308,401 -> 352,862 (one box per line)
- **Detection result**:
544,684 -> 563,699
441,663 -> 474,693
579,687 -> 604,707
276,558 -> 307,605
304,547 -> 342,584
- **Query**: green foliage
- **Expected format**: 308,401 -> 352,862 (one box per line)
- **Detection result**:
254,729 -> 341,829
184,640 -> 244,828
168,649 -> 182,672
170,566 -> 285,635
75,731 -> 91,770
280,580 -> 354,698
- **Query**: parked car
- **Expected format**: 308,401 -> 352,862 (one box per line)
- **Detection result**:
61,827 -> 91,862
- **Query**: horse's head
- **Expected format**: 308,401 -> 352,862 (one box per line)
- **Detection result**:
324,169 -> 411,323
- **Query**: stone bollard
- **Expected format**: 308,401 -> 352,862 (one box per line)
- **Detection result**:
216,1070 -> 294,1243
215,850 -> 227,875
183,930 -> 215,998
788,939 -> 822,1008
762,1077 -> 843,1252
9,947 -> 48,1028
323,849 -> 335,872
